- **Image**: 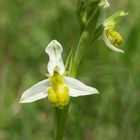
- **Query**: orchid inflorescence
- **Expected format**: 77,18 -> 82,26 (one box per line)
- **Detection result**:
19,0 -> 128,139
19,1 -> 127,108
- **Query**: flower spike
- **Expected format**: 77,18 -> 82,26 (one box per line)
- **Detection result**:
103,29 -> 124,53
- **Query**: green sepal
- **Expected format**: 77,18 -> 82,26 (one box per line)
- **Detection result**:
104,10 -> 128,28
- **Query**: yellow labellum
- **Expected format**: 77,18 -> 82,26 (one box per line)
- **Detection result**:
106,29 -> 124,47
48,71 -> 70,109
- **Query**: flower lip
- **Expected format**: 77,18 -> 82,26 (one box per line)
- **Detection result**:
103,29 -> 124,53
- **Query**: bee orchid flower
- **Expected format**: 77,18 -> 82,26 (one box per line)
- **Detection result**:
19,40 -> 99,109
103,11 -> 128,53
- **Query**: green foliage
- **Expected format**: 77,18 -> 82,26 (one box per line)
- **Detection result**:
0,0 -> 140,139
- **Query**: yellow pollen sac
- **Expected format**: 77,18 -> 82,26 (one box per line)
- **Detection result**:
47,71 -> 70,109
106,29 -> 124,47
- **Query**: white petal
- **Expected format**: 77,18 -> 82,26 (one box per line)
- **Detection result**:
103,30 -> 124,53
20,79 -> 50,103
104,0 -> 110,8
45,40 -> 65,75
64,76 -> 99,97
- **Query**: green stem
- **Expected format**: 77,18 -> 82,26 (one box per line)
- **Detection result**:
54,104 -> 70,140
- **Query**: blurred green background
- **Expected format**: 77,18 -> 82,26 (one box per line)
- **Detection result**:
0,0 -> 140,140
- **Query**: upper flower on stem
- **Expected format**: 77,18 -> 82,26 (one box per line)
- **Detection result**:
103,10 -> 128,53
19,40 -> 99,109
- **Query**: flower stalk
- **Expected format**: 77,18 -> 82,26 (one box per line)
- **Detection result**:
54,105 -> 69,140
